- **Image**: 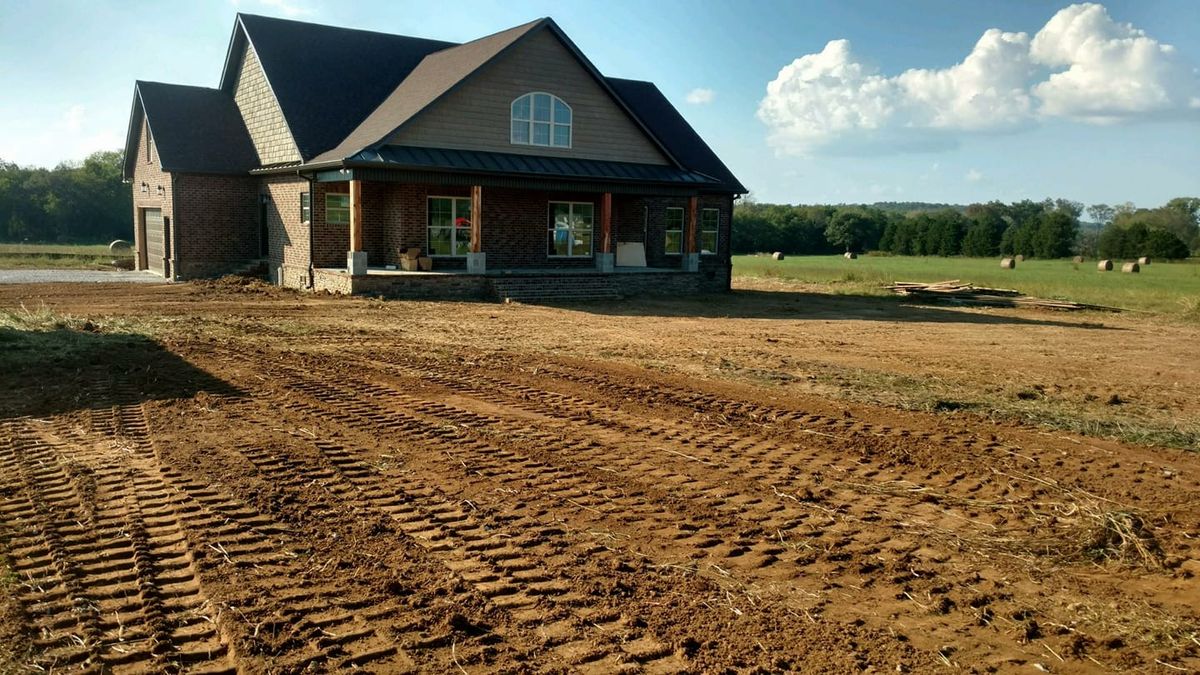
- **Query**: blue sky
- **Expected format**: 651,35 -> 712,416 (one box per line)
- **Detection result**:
1,0 -> 1196,207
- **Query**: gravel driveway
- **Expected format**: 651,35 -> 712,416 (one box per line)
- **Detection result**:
0,269 -> 165,284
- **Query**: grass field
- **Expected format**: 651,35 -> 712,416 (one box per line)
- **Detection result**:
735,253 -> 1200,317
0,242 -> 133,269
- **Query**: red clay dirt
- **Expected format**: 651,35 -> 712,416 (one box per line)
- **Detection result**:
0,281 -> 1197,674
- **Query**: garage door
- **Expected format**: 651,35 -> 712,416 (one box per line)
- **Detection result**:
143,208 -> 164,274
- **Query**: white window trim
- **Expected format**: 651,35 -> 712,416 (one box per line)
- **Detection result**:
300,192 -> 311,225
700,207 -> 719,255
426,195 -> 473,258
511,92 -> 573,149
664,207 -> 684,256
548,201 -> 594,258
325,192 -> 350,226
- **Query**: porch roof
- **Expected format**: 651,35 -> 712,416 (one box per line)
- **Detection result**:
336,145 -> 721,186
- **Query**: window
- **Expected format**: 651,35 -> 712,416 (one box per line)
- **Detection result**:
300,192 -> 311,223
701,208 -> 719,254
512,93 -> 571,148
549,202 -> 593,257
427,197 -> 473,256
664,207 -> 684,255
326,193 -> 350,225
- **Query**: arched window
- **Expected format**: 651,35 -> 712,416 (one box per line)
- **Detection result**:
511,92 -> 571,148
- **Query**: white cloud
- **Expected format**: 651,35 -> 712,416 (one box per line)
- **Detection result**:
965,168 -> 984,182
685,88 -> 715,105
758,2 -> 1200,155
1030,3 -> 1200,122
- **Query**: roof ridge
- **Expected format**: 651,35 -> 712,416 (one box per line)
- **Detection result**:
236,12 -> 462,44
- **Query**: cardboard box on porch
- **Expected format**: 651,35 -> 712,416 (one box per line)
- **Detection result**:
400,257 -> 420,271
417,256 -> 432,271
402,248 -> 421,260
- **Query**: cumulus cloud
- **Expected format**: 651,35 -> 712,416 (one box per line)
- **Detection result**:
685,88 -> 715,105
758,2 -> 1200,155
965,168 -> 984,182
230,0 -> 314,18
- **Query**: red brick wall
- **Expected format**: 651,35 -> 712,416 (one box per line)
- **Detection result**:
260,175 -> 311,287
174,173 -> 259,278
130,117 -> 175,276
616,195 -> 732,270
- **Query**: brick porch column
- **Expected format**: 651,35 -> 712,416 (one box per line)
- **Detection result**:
347,179 -> 367,275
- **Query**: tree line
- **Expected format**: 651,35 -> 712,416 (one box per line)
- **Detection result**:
734,197 -> 1199,260
0,151 -> 131,243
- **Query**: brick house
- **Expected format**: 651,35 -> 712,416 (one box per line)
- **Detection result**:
122,14 -> 745,299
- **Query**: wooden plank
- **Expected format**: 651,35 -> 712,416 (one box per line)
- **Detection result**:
600,192 -> 612,254
349,179 -> 363,252
685,196 -> 698,254
471,185 -> 482,254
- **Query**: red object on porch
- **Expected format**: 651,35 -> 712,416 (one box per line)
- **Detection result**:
600,192 -> 612,254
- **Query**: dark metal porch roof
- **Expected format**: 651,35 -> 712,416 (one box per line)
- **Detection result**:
346,145 -> 721,186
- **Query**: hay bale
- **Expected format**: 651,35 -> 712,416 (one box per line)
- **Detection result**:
1000,257 -> 1016,269
108,239 -> 133,255
1072,255 -> 1084,264
1137,256 -> 1151,265
1122,262 -> 1140,274
843,251 -> 858,260
1097,259 -> 1113,271
772,251 -> 785,261
1015,254 -> 1025,262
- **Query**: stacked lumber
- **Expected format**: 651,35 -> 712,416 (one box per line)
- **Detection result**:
886,280 -> 1121,312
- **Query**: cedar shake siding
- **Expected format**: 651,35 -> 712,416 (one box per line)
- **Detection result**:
389,30 -> 669,165
233,44 -> 301,166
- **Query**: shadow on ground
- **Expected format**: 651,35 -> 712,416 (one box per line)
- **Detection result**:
553,290 -> 1122,329
0,326 -> 241,419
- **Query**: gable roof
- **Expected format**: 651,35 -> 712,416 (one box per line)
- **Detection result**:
312,18 -> 678,168
224,13 -> 455,160
122,81 -> 258,180
607,78 -> 747,194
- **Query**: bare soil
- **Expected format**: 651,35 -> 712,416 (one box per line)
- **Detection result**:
0,280 -> 1197,673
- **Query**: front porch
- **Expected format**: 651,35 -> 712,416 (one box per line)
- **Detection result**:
311,264 -> 718,302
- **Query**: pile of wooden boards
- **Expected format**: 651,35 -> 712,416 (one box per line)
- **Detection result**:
886,280 -> 1122,312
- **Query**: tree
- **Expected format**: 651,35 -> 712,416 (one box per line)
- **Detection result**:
1144,229 -> 1190,259
1087,203 -> 1115,226
825,209 -> 874,253
1033,211 -> 1078,259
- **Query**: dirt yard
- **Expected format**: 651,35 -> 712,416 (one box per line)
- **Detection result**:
0,279 -> 1197,674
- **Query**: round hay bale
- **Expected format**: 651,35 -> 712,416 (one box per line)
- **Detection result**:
1000,257 -> 1016,269
1122,262 -> 1140,274
1072,255 -> 1084,264
843,251 -> 858,259
1097,259 -> 1113,271
1137,256 -> 1151,265
1015,254 -> 1025,262
772,251 -> 785,261
108,239 -> 133,255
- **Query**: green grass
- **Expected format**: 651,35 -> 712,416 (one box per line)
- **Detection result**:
0,242 -> 134,269
734,254 -> 1200,317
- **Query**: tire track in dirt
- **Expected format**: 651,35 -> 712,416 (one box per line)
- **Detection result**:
201,346 -> 936,671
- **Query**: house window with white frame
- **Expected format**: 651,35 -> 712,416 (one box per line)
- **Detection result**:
664,207 -> 684,255
549,202 -> 593,257
326,193 -> 350,225
428,196 -> 472,256
512,93 -> 571,148
300,192 -> 311,223
700,208 -> 719,254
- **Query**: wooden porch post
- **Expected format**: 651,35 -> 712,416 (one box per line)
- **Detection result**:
600,193 -> 612,254
470,185 -> 482,253
686,196 -> 698,254
467,185 -> 485,274
684,195 -> 699,272
347,179 -> 367,275
349,179 -> 363,252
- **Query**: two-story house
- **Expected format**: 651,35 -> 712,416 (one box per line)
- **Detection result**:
123,14 -> 745,300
